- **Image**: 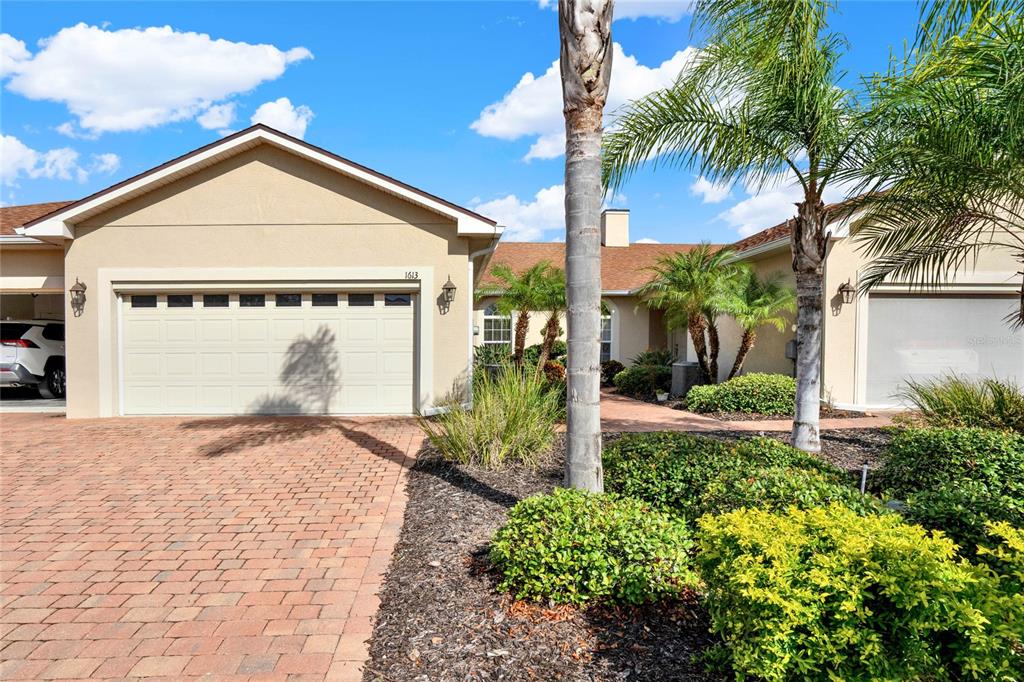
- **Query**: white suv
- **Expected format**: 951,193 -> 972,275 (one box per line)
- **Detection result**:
1,320 -> 66,399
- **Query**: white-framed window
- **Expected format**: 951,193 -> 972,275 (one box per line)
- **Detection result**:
600,306 -> 612,362
483,303 -> 513,348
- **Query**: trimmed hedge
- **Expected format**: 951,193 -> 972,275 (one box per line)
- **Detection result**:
685,373 -> 795,414
612,365 -> 672,400
603,433 -> 879,520
877,427 -> 1024,552
697,506 -> 1024,681
490,488 -> 696,605
600,359 -> 625,386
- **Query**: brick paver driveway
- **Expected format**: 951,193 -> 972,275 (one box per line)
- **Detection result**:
0,413 -> 421,681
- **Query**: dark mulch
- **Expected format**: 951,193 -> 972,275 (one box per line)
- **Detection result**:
667,404 -> 865,421
364,436 -> 721,682
365,427 -> 892,681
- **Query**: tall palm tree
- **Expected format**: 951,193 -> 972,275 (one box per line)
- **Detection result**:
534,266 -> 567,374
560,0 -> 613,492
603,0 -> 863,452
721,271 -> 797,379
842,2 -> 1024,325
636,245 -> 742,384
475,262 -> 552,366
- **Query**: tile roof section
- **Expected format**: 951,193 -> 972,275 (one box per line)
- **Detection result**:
0,201 -> 75,236
480,242 -> 704,292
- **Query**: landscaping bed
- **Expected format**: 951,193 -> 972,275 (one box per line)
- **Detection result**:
364,429 -> 892,681
692,405 -> 865,421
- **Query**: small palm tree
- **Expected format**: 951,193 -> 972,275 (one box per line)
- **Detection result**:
721,271 -> 797,379
534,266 -> 567,373
476,261 -> 553,366
636,244 -> 743,384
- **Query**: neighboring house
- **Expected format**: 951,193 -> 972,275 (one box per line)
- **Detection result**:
476,207 -> 1023,410
474,210 -> 700,365
0,125 -> 502,418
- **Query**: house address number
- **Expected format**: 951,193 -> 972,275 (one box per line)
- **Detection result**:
405,271 -> 419,280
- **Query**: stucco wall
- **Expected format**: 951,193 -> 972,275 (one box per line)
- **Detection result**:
0,246 -> 64,292
63,143 -> 472,417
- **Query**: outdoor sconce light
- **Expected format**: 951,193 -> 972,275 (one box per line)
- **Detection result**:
442,274 -> 457,304
69,278 -> 87,317
838,280 -> 855,305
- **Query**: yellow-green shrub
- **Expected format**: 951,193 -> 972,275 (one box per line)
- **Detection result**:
697,505 -> 1023,681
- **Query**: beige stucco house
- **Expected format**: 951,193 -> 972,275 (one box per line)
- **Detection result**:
1,125 -> 502,418
475,208 -> 1023,410
3,125 -> 1020,417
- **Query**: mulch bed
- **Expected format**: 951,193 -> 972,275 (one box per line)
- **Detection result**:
667,404 -> 865,421
365,428 -> 892,681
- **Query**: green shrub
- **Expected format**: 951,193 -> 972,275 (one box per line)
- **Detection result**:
613,365 -> 672,400
419,366 -> 560,469
877,427 -> 1024,497
603,433 -> 876,520
685,373 -> 795,414
901,374 -> 1024,432
491,488 -> 696,605
902,481 -> 1024,554
697,505 -> 1024,681
630,348 -> 673,368
523,340 -> 567,366
600,359 -> 625,386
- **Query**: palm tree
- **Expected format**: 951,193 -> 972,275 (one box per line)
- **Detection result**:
842,2 -> 1024,325
603,0 -> 864,452
475,262 -> 552,366
534,266 -> 567,374
636,244 -> 742,384
721,271 -> 797,379
559,0 -> 613,492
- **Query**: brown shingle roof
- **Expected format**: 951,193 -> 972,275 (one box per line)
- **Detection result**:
730,200 -> 856,253
0,201 -> 75,236
480,242 -> 705,292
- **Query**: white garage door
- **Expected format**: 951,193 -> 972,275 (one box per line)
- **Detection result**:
120,291 -> 415,415
867,294 -> 1023,404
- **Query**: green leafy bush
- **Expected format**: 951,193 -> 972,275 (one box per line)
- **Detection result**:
603,433 -> 876,520
697,505 -> 1024,682
419,366 -> 560,469
685,373 -> 795,414
613,365 -> 672,400
901,374 -> 1024,432
630,348 -> 673,368
877,426 -> 1024,497
600,359 -> 625,386
491,488 -> 696,605
902,481 -> 1024,554
522,340 -> 567,366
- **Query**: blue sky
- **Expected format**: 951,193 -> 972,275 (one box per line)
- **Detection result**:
1,1 -> 921,244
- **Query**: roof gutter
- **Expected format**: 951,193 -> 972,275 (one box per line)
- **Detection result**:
728,237 -> 790,262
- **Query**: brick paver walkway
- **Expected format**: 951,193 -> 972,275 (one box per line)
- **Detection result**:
601,390 -> 894,432
0,413 -> 421,681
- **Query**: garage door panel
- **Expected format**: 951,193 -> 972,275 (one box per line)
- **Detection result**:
122,291 -> 414,415
867,294 -> 1023,404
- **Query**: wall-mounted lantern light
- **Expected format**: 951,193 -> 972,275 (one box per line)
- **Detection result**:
442,275 -> 457,304
838,280 -> 855,305
69,278 -> 87,317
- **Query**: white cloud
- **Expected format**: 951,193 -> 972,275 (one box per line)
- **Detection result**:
717,172 -> 855,237
0,34 -> 30,77
250,97 -> 314,138
471,184 -> 565,241
197,102 -> 236,131
537,0 -> 693,22
0,134 -> 119,185
635,237 -> 661,243
1,25 -> 312,134
689,175 -> 732,204
471,43 -> 697,160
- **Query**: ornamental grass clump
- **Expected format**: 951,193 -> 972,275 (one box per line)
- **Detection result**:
419,365 -> 560,469
490,488 -> 697,605
697,506 -> 1024,682
900,375 -> 1024,433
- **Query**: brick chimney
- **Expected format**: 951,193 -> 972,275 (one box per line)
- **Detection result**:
600,209 -> 629,247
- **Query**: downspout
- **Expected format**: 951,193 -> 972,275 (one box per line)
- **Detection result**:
467,232 -> 501,408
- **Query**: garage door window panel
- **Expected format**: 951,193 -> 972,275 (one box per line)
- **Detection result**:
348,293 -> 374,307
131,295 -> 157,308
203,294 -> 229,308
313,293 -> 338,307
240,294 -> 266,308
276,293 -> 301,307
168,294 -> 193,308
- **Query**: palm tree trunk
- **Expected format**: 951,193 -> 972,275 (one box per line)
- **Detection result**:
707,317 -> 721,384
535,313 -> 562,378
728,328 -> 756,379
560,0 -> 612,493
687,313 -> 712,383
512,311 -> 530,367
791,199 -> 828,453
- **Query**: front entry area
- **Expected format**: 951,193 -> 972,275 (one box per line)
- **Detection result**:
120,290 -> 415,415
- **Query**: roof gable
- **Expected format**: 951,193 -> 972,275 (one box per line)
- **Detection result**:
22,124 -> 499,241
